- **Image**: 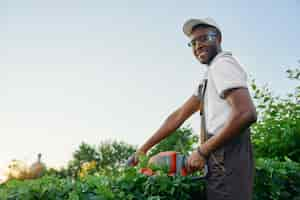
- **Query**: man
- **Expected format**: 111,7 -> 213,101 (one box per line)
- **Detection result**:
128,17 -> 257,200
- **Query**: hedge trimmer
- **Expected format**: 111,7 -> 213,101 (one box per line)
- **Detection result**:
127,151 -> 208,181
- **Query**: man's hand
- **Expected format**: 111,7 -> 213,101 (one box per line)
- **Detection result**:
126,150 -> 145,167
186,150 -> 206,173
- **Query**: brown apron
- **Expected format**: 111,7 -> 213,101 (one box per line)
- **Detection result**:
198,80 -> 254,200
206,130 -> 254,200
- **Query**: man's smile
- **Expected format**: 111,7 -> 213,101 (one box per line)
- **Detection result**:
196,49 -> 209,60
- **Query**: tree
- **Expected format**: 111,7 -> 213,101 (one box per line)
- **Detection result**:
67,142 -> 100,177
98,140 -> 136,170
66,140 -> 136,177
148,126 -> 198,157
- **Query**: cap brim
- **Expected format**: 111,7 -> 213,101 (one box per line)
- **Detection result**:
183,19 -> 209,38
183,18 -> 221,38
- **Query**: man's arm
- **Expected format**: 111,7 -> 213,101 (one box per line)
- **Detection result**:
200,87 -> 257,156
138,95 -> 201,154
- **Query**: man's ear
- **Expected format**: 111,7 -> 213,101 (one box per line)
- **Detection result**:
217,34 -> 222,44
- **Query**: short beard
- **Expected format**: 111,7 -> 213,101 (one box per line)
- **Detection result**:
206,45 -> 220,65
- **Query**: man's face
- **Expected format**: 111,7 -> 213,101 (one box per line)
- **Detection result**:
189,27 -> 220,65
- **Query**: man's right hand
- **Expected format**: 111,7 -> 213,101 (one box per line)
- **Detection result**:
126,150 -> 145,167
126,154 -> 138,166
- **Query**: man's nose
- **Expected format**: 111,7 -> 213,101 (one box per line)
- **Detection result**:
194,41 -> 205,49
194,42 -> 204,53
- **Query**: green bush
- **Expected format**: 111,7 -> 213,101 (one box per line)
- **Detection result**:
254,158 -> 300,200
251,67 -> 300,162
0,168 -> 205,200
1,160 -> 299,200
251,80 -> 300,162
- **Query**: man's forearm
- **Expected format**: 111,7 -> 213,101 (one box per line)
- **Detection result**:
200,110 -> 257,156
139,110 -> 184,154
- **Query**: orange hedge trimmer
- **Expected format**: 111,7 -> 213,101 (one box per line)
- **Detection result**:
131,151 -> 208,181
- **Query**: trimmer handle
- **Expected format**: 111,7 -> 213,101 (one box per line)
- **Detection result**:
190,164 -> 209,181
125,154 -> 138,167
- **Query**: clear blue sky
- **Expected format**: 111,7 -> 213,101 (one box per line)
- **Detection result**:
0,0 -> 299,168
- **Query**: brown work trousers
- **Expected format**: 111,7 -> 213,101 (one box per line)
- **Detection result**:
206,129 -> 254,200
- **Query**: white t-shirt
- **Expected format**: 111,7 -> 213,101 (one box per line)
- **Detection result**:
193,51 -> 248,135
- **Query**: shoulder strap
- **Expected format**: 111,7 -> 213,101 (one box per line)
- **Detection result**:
198,79 -> 225,173
198,79 -> 208,145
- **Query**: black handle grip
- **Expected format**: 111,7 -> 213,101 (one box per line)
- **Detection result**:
126,155 -> 137,167
190,164 -> 208,181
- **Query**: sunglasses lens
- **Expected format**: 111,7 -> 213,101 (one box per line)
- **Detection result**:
187,32 -> 217,48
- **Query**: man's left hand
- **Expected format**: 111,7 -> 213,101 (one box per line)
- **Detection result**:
187,150 -> 206,173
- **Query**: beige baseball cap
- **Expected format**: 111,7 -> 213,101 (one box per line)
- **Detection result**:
182,17 -> 221,38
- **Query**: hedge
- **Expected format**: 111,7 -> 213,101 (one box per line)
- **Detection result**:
0,159 -> 299,200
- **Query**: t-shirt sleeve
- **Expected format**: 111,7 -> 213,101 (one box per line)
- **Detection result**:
209,57 -> 248,98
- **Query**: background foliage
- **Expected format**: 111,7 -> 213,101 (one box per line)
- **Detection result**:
251,67 -> 300,162
148,126 -> 198,157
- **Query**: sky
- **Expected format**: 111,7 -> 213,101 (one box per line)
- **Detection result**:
0,0 -> 299,169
